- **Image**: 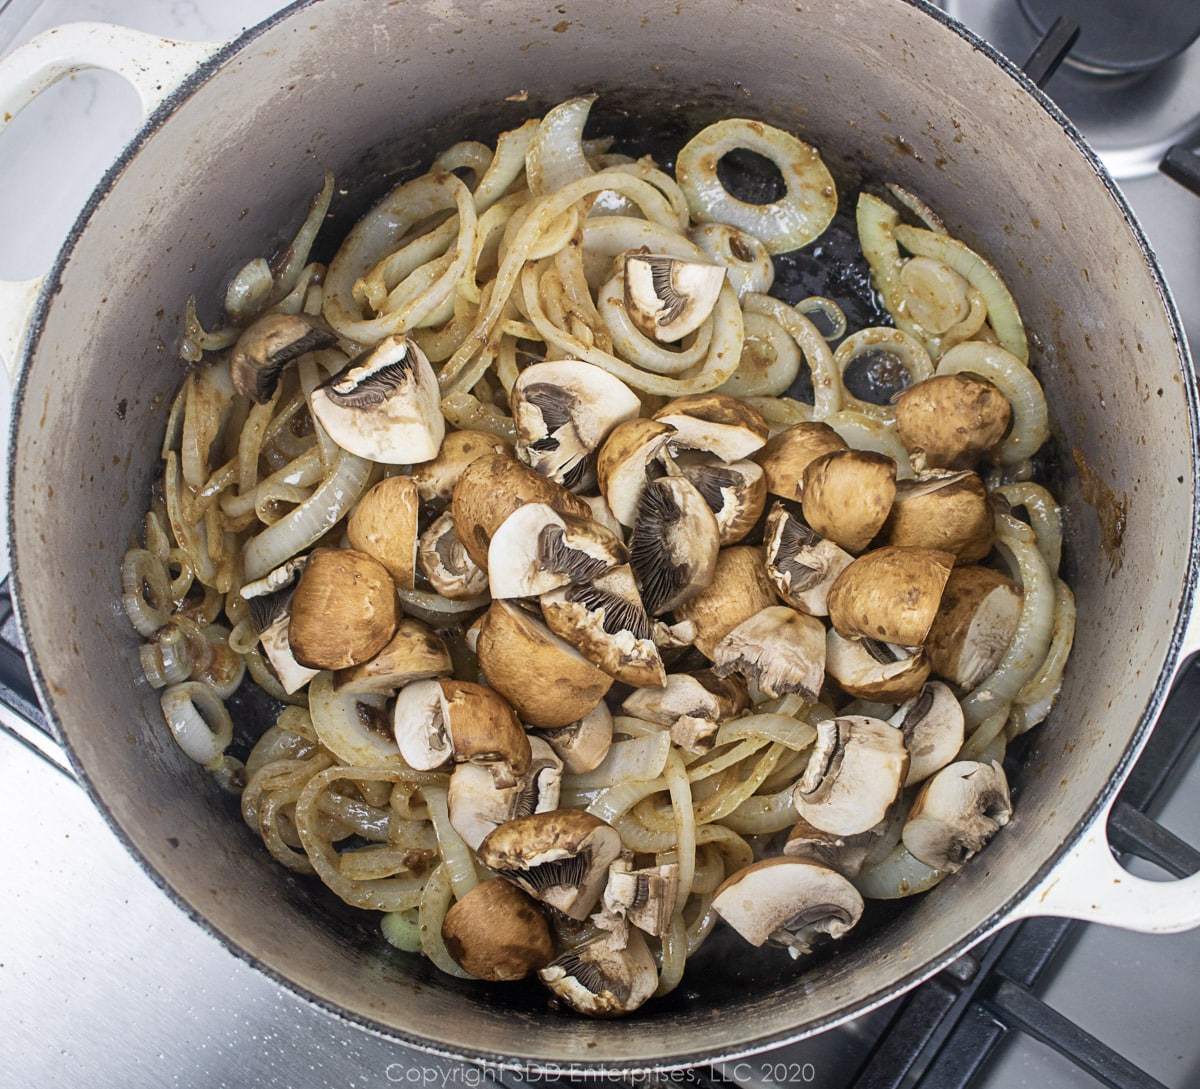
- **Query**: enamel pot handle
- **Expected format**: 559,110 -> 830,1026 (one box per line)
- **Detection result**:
0,22 -> 221,380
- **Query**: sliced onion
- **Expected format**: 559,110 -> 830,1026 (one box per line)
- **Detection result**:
824,408 -> 914,478
526,94 -> 596,197
566,731 -> 672,790
715,310 -> 802,398
307,671 -> 398,765
1008,578 -> 1076,737
720,785 -> 802,836
853,842 -> 946,899
993,482 -> 1063,575
381,907 -> 423,952
418,863 -> 473,978
663,750 -> 696,914
795,295 -> 848,342
272,172 -> 335,302
225,257 -> 274,323
139,624 -> 193,688
715,714 -> 816,750
743,292 -> 841,418
160,681 -> 233,767
422,783 -> 479,901
122,548 -> 171,638
833,326 -> 934,420
688,222 -> 774,298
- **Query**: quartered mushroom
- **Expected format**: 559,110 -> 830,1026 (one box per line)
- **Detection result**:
678,456 -> 767,545
416,509 -> 489,600
763,502 -> 854,617
346,474 -> 420,590
230,311 -> 337,403
793,716 -> 910,836
621,672 -> 737,753
477,809 -> 623,921
447,736 -> 563,850
672,544 -> 778,659
595,416 -> 676,527
441,877 -> 555,982
239,557 -> 317,694
652,392 -> 770,463
884,470 -> 994,562
540,564 -> 666,688
889,681 -> 966,786
712,605 -> 826,701
782,815 -> 883,878
752,420 -> 848,502
530,701 -> 614,776
511,360 -> 642,490
600,859 -> 680,939
825,628 -> 931,703
925,566 -> 1024,690
623,252 -> 727,343
410,429 -> 512,502
802,448 -> 898,554
539,927 -> 659,1017
711,856 -> 864,958
894,372 -> 1012,471
487,502 -> 627,600
334,617 -> 453,695
827,545 -> 956,647
902,760 -> 1012,872
309,334 -> 445,465
628,475 -> 721,616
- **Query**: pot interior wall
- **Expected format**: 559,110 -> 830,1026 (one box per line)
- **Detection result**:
11,0 -> 1195,1067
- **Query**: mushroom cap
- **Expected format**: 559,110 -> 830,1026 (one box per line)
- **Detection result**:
539,927 -> 659,1017
346,474 -> 420,590
782,815 -> 882,878
441,878 -> 555,982
652,392 -> 769,463
802,449 -> 898,554
902,760 -> 1012,871
416,509 -> 490,600
530,702 -> 614,776
476,600 -> 613,728
752,421 -> 848,501
884,471 -> 994,562
288,547 -> 397,670
410,429 -> 512,502
628,476 -> 721,616
827,545 -> 956,647
712,856 -> 864,954
596,416 -> 676,527
890,681 -> 966,786
825,628 -> 931,703
925,565 -> 1024,690
679,457 -> 767,545
334,617 -> 452,695
230,311 -> 336,403
712,605 -> 826,701
894,372 -> 1012,470
793,716 -> 909,836
763,502 -> 854,616
309,335 -> 446,465
623,252 -> 727,343
672,544 -> 778,659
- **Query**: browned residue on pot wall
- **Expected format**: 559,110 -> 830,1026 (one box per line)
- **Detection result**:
1073,447 -> 1128,576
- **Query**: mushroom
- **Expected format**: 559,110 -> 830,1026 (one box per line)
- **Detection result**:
623,252 -> 727,342
925,566 -> 1023,690
578,493 -> 625,539
763,502 -> 854,616
793,716 -> 909,836
410,429 -> 512,502
309,334 -> 445,465
889,681 -> 965,786
902,760 -> 1012,871
540,564 -> 666,688
511,360 -> 642,490
621,672 -> 731,753
712,605 -> 826,701
827,546 -> 956,647
238,557 -> 318,694
531,701 -> 614,776
476,599 -> 613,728
595,416 -> 676,527
539,927 -> 659,1017
447,736 -> 562,849
441,878 -> 555,982
287,547 -> 397,670
672,544 -> 778,659
334,617 -> 453,694
711,857 -> 864,958
825,629 -> 931,703
628,476 -> 721,616
416,510 -> 490,600
451,451 -> 592,569
601,859 -> 680,938
230,311 -> 336,403
678,457 -> 767,545
652,392 -> 769,463
884,470 -> 994,562
802,449 -> 897,554
782,815 -> 883,878
346,474 -> 420,590
487,503 -> 626,600
752,421 -> 848,501
894,372 -> 1012,471
477,809 -> 623,921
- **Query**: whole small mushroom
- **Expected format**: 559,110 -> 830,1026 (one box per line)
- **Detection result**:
894,372 -> 1012,471
752,420 -> 848,502
441,878 -> 555,982
802,449 -> 897,554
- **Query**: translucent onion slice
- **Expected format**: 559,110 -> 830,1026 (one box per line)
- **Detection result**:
1008,578 -> 1076,737
853,842 -> 946,899
993,482 -> 1063,575
423,783 -> 479,901
526,94 -> 597,197
418,863 -> 473,978
566,731 -> 672,790
675,118 -> 837,254
381,906 -> 423,952
715,310 -> 802,398
715,712 -> 817,750
824,408 -> 914,478
307,672 -> 397,766
688,223 -> 775,299
833,326 -> 934,420
663,750 -> 696,914
719,785 -> 802,836
160,681 -> 233,767
122,548 -> 172,638
743,292 -> 841,418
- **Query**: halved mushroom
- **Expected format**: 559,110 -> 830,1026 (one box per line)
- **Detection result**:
712,605 -> 826,701
476,599 -> 613,728
230,311 -> 337,403
579,493 -> 625,539
902,760 -> 1012,871
894,372 -> 1012,471
622,672 -> 726,753
596,416 -> 676,527
601,860 -> 680,938
346,474 -> 420,590
889,681 -> 965,786
531,701 -> 614,775
511,360 -> 642,490
678,457 -> 767,545
628,476 -> 721,616
477,809 -> 623,921
334,618 -> 452,695
441,878 -> 555,982
447,736 -> 562,849
793,716 -> 909,836
652,392 -> 769,463
288,547 -> 397,670
825,629 -> 931,703
623,252 -> 727,343
540,564 -> 666,688
239,557 -> 318,694
925,566 -> 1023,690
539,927 -> 659,1017
783,815 -> 883,878
411,429 -> 512,502
672,544 -> 778,659
802,449 -> 897,554
309,334 -> 445,465
752,421 -> 848,501
884,470 -> 994,562
488,503 -> 626,600
827,546 -> 955,647
416,509 -> 490,600
711,857 -> 864,958
763,502 -> 854,616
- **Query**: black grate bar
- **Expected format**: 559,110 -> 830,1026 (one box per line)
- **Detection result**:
1108,801 -> 1200,878
905,1002 -> 1007,1089
1160,145 -> 1200,198
851,976 -> 963,1089
1021,16 -> 1081,88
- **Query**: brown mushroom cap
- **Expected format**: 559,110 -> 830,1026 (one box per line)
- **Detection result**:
596,416 -> 676,527
802,449 -> 898,554
752,421 -> 848,501
825,629 -> 931,703
288,547 -> 397,670
334,617 -> 452,694
410,429 -> 512,502
346,475 -> 420,590
827,545 -> 956,646
671,544 -> 777,659
442,878 -> 555,982
884,471 -> 994,562
925,565 -> 1024,690
894,372 -> 1012,470
440,678 -> 532,783
230,311 -> 336,403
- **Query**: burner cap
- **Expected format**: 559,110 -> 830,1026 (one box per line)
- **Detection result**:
1017,0 -> 1200,75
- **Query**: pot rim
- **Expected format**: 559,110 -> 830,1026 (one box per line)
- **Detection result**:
7,0 -> 1199,1070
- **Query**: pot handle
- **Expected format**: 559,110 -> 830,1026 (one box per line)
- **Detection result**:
0,22 -> 221,380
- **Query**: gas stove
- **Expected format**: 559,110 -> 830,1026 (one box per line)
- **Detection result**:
1,2 -> 1198,1087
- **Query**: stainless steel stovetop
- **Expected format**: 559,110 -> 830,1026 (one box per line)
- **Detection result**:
1,2 -> 1198,1087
